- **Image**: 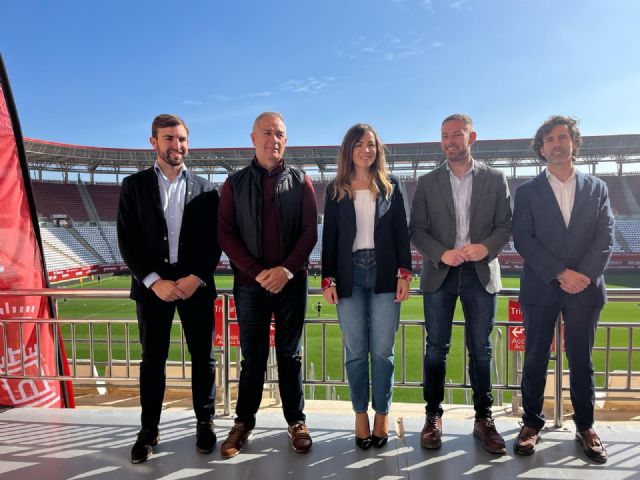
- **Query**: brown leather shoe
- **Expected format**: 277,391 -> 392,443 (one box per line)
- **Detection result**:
420,414 -> 442,449
288,422 -> 312,453
473,418 -> 506,454
576,428 -> 607,463
514,425 -> 540,456
221,422 -> 252,458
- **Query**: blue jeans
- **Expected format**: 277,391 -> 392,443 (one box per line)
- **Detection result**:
336,249 -> 400,414
233,277 -> 307,430
422,263 -> 496,418
521,299 -> 600,432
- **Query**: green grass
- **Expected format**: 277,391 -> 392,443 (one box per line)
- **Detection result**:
57,272 -> 640,405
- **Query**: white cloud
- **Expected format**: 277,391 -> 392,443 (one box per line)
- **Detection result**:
342,33 -> 443,62
182,99 -> 203,106
421,0 -> 434,12
281,77 -> 335,95
247,91 -> 272,98
450,0 -> 466,10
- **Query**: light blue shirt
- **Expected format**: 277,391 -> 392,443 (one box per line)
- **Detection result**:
142,162 -> 187,288
446,159 -> 474,249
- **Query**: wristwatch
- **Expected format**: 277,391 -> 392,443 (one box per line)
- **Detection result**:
282,267 -> 294,280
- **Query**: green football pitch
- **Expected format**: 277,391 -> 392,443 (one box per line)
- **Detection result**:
57,273 -> 640,405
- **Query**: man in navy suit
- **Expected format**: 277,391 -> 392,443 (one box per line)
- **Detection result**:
117,114 -> 221,463
512,116 -> 614,462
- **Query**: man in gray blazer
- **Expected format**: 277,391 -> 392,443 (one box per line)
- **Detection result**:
409,114 -> 512,454
512,116 -> 613,463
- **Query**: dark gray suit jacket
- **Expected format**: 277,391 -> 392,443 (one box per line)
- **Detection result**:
409,161 -> 512,294
512,170 -> 614,306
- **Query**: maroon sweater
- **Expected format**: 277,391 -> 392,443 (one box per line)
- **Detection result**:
218,160 -> 318,285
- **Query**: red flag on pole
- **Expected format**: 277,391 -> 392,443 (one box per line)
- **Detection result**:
0,54 -> 74,408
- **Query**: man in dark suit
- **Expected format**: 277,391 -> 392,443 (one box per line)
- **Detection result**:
512,116 -> 614,463
117,114 -> 221,464
409,114 -> 512,454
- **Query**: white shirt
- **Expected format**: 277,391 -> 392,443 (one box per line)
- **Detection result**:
546,168 -> 576,227
142,162 -> 188,288
446,160 -> 474,248
352,189 -> 376,251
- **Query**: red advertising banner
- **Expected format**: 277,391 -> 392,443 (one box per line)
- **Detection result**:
508,299 -> 564,352
507,299 -> 525,352
0,56 -> 74,407
213,297 -> 275,347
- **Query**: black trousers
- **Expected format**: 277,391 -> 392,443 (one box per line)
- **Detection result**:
136,287 -> 215,429
233,277 -> 307,430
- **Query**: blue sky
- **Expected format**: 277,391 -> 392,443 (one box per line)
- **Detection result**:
2,0 -> 639,149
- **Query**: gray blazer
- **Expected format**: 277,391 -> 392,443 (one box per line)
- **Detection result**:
512,170 -> 614,306
409,161 -> 512,294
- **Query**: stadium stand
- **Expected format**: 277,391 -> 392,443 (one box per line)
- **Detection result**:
100,225 -> 123,264
75,225 -> 115,263
313,180 -> 329,213
617,219 -> 640,252
40,225 -> 100,270
600,175 -> 630,216
84,183 -> 120,221
31,181 -> 89,221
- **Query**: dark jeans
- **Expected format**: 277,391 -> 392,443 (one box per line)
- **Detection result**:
136,288 -> 215,429
422,263 -> 496,419
521,298 -> 601,432
233,277 -> 307,430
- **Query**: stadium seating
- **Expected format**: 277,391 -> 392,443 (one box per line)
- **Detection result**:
40,225 -> 100,270
75,225 -> 115,263
84,183 -> 121,221
600,175 -> 630,216
31,181 -> 89,221
617,219 -> 640,251
100,225 -> 124,264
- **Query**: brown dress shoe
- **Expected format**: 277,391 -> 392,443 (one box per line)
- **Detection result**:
473,418 -> 507,453
576,428 -> 607,463
473,418 -> 506,454
221,422 -> 252,458
420,414 -> 442,449
514,425 -> 540,456
288,422 -> 312,453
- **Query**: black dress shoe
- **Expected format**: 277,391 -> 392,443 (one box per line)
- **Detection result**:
196,421 -> 217,454
131,427 -> 159,464
355,436 -> 372,450
371,434 -> 388,448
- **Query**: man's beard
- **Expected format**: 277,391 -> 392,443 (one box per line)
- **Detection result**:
159,149 -> 184,166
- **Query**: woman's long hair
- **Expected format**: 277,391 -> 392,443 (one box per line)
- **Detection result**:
330,123 -> 393,201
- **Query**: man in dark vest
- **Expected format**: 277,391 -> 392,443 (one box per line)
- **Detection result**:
217,112 -> 318,458
117,114 -> 221,463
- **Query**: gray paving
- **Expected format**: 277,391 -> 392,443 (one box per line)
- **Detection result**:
1,407 -> 639,480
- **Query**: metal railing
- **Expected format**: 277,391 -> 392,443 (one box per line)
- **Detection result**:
1,287 -> 639,428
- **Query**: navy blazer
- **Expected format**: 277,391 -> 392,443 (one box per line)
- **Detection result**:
512,170 -> 614,306
321,177 -> 412,298
117,167 -> 221,301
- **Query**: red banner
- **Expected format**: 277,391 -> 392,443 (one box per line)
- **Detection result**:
508,299 -> 525,352
508,298 -> 564,352
0,57 -> 74,407
213,297 -> 275,347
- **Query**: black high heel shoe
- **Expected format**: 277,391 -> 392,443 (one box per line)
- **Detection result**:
355,435 -> 373,450
371,434 -> 388,448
